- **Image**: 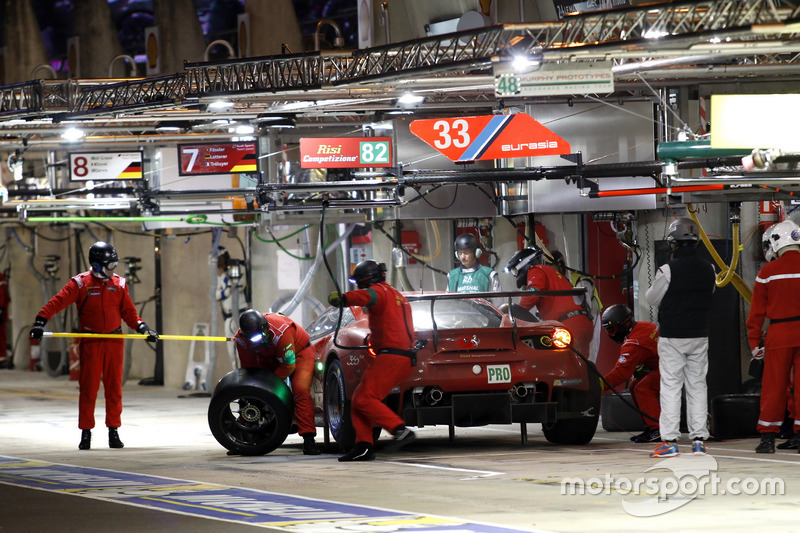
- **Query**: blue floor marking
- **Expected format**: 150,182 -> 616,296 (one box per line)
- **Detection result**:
0,455 -> 540,532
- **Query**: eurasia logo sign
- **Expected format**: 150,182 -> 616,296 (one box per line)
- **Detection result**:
409,114 -> 571,162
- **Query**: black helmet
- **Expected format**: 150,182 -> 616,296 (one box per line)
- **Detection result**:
601,304 -> 635,344
239,309 -> 269,343
504,247 -> 543,289
88,241 -> 118,277
667,217 -> 700,249
349,260 -> 386,289
455,232 -> 481,254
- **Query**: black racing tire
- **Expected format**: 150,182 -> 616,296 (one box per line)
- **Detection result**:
207,368 -> 294,456
710,393 -> 761,440
324,359 -> 355,450
543,361 -> 602,445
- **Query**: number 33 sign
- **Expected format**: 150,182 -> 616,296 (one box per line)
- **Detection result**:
409,114 -> 570,162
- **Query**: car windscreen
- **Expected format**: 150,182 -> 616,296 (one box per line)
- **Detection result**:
306,307 -> 356,341
410,298 -> 503,330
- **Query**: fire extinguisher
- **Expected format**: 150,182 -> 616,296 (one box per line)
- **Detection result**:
759,201 -> 783,262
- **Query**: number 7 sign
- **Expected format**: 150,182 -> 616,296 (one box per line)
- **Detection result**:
409,114 -> 570,162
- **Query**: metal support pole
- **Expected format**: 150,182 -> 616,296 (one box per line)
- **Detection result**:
154,234 -> 164,385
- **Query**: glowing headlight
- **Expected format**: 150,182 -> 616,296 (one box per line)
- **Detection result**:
551,328 -> 571,349
249,333 -> 263,343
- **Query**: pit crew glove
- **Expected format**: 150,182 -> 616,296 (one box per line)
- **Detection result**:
137,322 -> 159,343
751,345 -> 765,360
328,291 -> 346,308
30,315 -> 47,341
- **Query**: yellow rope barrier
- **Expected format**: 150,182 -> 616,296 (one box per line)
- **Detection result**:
43,332 -> 233,342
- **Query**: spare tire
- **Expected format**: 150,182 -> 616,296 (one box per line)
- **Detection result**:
710,393 -> 760,440
208,368 -> 294,455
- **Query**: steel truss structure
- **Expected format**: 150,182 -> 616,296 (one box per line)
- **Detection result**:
0,0 -> 798,120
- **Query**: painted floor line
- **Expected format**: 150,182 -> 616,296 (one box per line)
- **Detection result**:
383,460 -> 504,479
0,455 -> 550,533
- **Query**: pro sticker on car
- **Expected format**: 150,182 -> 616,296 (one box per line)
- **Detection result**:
487,364 -> 511,383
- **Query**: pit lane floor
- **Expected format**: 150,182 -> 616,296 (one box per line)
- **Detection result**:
0,370 -> 798,533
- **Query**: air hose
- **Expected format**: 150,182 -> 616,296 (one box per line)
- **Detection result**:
687,204 -> 752,302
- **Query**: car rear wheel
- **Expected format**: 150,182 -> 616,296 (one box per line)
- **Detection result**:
208,368 -> 294,455
543,362 -> 601,445
324,359 -> 356,450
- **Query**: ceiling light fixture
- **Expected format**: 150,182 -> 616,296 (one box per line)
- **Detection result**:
155,121 -> 192,132
208,100 -> 234,111
61,127 -> 84,141
397,92 -> 424,109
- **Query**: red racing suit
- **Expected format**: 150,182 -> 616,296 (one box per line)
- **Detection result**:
519,263 -> 593,358
603,321 -> 661,431
38,271 -> 143,430
746,249 -> 800,434
235,312 -> 316,436
343,282 -> 415,445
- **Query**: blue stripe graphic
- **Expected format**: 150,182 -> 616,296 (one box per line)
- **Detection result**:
458,115 -> 513,161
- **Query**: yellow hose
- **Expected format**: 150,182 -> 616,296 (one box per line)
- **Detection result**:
407,219 -> 442,262
687,205 -> 752,302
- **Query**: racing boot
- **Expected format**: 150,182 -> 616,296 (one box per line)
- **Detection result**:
302,434 -> 321,455
777,436 -> 799,450
755,433 -> 775,454
78,430 -> 91,450
108,427 -> 124,449
338,442 -> 374,462
384,425 -> 416,453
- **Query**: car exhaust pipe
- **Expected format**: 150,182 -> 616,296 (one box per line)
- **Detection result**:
424,386 -> 443,406
509,384 -> 528,401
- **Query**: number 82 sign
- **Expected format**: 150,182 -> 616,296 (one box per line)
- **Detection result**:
300,137 -> 393,169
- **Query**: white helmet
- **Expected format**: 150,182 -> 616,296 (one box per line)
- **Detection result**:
765,220 -> 800,257
666,217 -> 700,248
761,225 -> 777,262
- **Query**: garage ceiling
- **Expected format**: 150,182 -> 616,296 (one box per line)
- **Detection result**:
2,0 -> 800,215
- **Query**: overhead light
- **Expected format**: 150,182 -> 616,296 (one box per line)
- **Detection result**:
397,92 -> 424,109
257,116 -> 296,129
155,121 -> 192,132
61,127 -> 84,141
511,53 -> 541,73
208,100 -> 234,111
234,124 -> 255,135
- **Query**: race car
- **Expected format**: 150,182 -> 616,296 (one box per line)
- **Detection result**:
308,291 -> 601,449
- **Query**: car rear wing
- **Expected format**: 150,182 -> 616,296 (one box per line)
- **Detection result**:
405,289 -> 586,351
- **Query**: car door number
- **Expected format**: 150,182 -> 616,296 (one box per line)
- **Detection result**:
487,364 -> 511,383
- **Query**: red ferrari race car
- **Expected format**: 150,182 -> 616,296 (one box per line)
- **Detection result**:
308,291 -> 601,450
